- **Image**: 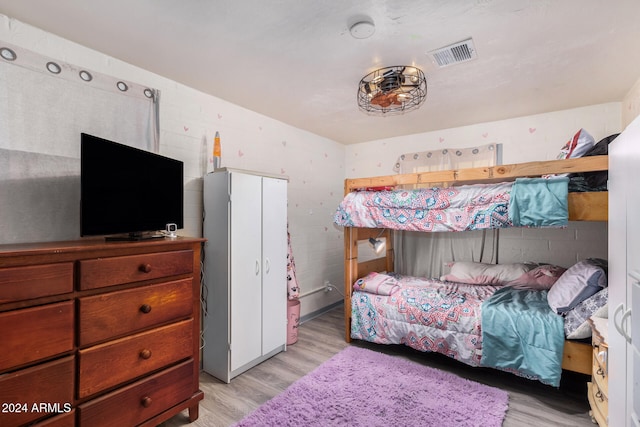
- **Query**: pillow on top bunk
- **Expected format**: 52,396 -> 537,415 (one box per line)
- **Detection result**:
556,128 -> 595,160
547,258 -> 608,314
440,262 -> 565,290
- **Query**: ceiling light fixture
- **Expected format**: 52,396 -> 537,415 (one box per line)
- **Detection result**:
357,65 -> 427,115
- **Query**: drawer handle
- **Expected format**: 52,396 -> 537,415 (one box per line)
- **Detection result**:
595,389 -> 604,402
140,304 -> 152,314
141,396 -> 152,408
139,349 -> 152,360
139,263 -> 152,273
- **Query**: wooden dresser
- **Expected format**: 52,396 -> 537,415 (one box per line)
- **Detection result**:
588,317 -> 609,427
0,237 -> 204,427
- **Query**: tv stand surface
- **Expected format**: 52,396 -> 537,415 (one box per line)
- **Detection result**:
105,232 -> 166,242
0,237 -> 205,426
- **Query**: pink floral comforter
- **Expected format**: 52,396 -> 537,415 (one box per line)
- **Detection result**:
351,274 -> 500,367
334,182 -> 512,232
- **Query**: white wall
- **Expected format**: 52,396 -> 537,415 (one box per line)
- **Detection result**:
623,76 -> 640,128
1,14 -> 632,318
345,103 -> 620,178
0,15 -> 345,318
345,104 -> 620,267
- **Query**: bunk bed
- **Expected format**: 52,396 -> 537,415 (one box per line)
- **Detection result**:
337,156 -> 608,386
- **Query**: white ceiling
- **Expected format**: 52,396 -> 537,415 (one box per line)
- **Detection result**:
1,0 -> 639,145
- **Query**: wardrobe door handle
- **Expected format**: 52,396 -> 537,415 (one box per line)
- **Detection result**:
614,303 -> 633,344
265,258 -> 271,274
255,259 -> 260,276
614,304 -> 625,337
621,309 -> 633,344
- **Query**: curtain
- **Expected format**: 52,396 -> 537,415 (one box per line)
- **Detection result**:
393,143 -> 502,278
394,144 -> 501,185
0,42 -> 159,244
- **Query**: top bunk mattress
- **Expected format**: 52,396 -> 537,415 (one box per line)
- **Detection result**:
334,176 -> 569,232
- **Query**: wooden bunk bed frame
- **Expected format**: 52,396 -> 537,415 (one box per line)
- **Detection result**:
343,156 -> 608,376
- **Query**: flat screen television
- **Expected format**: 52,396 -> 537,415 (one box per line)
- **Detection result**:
80,133 -> 184,240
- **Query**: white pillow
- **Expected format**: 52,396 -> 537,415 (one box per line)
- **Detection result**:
440,261 -> 566,290
564,288 -> 608,339
556,128 -> 595,160
547,259 -> 607,314
441,262 -> 535,285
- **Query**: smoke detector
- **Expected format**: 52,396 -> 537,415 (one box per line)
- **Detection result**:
428,38 -> 477,67
349,18 -> 375,39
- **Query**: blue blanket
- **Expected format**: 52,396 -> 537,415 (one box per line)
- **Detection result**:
480,287 -> 565,387
508,177 -> 569,227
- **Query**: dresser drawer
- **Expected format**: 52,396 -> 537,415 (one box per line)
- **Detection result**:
0,356 -> 74,427
0,262 -> 73,304
78,279 -> 193,346
78,318 -> 193,398
592,347 -> 609,398
78,250 -> 193,290
36,410 -> 75,427
78,359 -> 193,427
588,382 -> 608,427
0,301 -> 74,372
589,380 -> 609,419
594,341 -> 608,369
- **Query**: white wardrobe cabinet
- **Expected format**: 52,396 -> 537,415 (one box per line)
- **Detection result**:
202,169 -> 288,383
609,114 -> 640,427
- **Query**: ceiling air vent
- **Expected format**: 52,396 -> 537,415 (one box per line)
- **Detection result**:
428,38 -> 477,68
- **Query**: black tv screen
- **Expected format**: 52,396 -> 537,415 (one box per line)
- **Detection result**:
81,133 -> 184,240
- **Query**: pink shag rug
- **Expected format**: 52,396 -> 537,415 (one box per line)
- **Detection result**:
233,346 -> 509,427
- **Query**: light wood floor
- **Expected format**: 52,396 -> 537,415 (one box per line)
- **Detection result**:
162,305 -> 595,427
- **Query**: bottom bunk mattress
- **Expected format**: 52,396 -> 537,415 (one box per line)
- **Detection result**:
350,273 -> 565,386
